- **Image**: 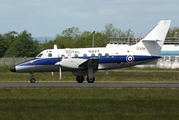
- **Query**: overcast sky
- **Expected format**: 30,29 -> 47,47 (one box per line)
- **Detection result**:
0,0 -> 178,37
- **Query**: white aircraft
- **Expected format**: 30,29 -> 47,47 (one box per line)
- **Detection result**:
10,20 -> 171,83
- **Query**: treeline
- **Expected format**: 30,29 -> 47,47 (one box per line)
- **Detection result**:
0,24 -> 179,57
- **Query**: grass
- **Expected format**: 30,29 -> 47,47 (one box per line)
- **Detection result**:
0,66 -> 179,119
0,88 -> 179,120
1,66 -> 179,82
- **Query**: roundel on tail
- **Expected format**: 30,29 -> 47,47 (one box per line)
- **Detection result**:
126,55 -> 134,63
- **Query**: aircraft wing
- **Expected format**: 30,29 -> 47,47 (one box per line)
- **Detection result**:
55,58 -> 99,70
79,58 -> 99,70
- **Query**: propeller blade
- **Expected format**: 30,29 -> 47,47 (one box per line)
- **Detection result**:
51,72 -> 54,77
59,67 -> 62,80
105,70 -> 108,75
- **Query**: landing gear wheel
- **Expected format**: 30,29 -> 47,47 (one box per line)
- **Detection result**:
30,78 -> 36,83
76,76 -> 84,83
87,76 -> 95,83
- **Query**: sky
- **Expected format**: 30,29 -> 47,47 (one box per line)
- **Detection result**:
0,0 -> 178,37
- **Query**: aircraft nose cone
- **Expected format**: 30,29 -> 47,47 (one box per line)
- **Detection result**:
10,66 -> 16,72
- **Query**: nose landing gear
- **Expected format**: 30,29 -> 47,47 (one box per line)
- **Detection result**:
30,72 -> 36,83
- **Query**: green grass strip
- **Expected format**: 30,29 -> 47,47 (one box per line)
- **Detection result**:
0,88 -> 178,120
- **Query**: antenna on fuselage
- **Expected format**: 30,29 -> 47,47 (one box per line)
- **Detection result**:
54,44 -> 57,49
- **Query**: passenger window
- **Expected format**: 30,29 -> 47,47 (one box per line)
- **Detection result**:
61,54 -> 65,58
98,53 -> 102,58
74,54 -> 78,58
48,53 -> 52,57
105,53 -> 109,58
91,54 -> 95,58
83,54 -> 87,58
68,55 -> 72,59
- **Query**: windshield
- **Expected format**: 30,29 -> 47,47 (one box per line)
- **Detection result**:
36,53 -> 43,58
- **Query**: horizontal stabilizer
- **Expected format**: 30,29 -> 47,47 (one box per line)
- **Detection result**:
142,39 -> 161,42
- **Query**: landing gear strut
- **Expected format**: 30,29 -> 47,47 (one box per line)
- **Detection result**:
87,67 -> 95,83
30,72 -> 36,83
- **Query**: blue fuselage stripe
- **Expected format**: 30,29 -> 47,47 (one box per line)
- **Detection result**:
18,55 -> 160,66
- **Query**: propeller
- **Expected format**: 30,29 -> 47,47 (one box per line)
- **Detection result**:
55,61 -> 62,80
51,72 -> 54,77
105,70 -> 108,75
59,66 -> 62,80
53,44 -> 62,80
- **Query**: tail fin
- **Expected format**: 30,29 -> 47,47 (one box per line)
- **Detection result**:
134,20 -> 171,55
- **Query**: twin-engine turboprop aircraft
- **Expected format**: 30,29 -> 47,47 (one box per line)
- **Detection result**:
10,20 -> 171,83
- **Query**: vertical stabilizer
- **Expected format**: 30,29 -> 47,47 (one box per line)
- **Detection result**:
142,20 -> 171,46
134,20 -> 171,55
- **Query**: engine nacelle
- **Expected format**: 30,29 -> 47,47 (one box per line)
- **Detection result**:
55,58 -> 87,69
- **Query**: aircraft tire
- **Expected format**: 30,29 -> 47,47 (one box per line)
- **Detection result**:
76,76 -> 84,83
87,76 -> 95,83
30,78 -> 36,83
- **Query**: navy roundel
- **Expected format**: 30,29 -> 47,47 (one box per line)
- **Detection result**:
126,55 -> 134,63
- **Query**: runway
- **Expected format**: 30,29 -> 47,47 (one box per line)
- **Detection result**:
0,82 -> 179,88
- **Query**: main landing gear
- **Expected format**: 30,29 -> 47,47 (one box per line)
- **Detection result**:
30,72 -> 36,83
29,72 -> 95,83
76,76 -> 95,83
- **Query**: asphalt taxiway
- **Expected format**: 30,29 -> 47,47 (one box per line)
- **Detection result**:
0,82 -> 179,88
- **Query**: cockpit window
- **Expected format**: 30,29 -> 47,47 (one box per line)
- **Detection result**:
37,53 -> 43,58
